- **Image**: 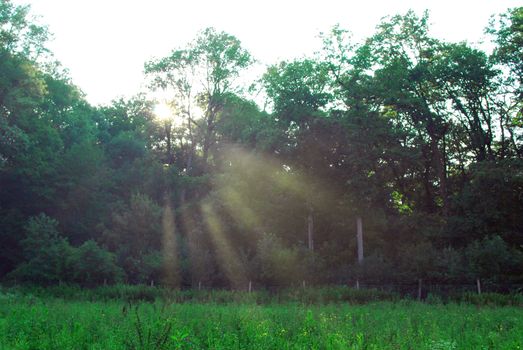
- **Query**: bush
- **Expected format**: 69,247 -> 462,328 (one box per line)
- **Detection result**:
254,233 -> 305,287
9,214 -> 73,284
465,235 -> 523,282
69,240 -> 124,286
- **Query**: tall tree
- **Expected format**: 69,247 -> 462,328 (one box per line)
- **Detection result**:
145,28 -> 253,168
487,7 -> 523,158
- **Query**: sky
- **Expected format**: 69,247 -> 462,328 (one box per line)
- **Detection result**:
16,0 -> 522,106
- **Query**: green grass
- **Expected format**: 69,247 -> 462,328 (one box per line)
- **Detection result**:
3,284 -> 403,304
1,292 -> 522,349
8,283 -> 523,306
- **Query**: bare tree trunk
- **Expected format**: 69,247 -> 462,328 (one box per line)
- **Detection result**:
431,137 -> 448,216
202,100 -> 219,164
507,126 -> 522,158
307,206 -> 314,251
357,217 -> 363,264
165,121 -> 173,164
499,111 -> 506,159
186,92 -> 195,174
476,278 -> 482,295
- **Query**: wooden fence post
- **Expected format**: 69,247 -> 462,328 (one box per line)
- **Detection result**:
417,279 -> 422,301
248,281 -> 252,293
356,279 -> 360,290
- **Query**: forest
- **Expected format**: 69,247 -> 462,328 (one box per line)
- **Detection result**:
1,1 -> 522,290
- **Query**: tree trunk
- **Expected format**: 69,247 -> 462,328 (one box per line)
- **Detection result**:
165,121 -> 173,165
357,217 -> 363,264
430,137 -> 448,216
202,99 -> 219,164
307,206 -> 314,251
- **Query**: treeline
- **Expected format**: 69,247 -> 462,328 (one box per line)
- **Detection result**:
1,1 -> 522,288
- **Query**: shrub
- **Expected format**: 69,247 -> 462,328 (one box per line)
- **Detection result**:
9,214 -> 73,284
69,240 -> 124,286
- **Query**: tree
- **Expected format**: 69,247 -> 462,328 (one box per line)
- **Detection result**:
487,7 -> 523,158
145,27 -> 253,167
102,193 -> 163,282
10,214 -> 72,284
366,11 -> 452,215
262,58 -> 334,251
465,235 -> 523,282
0,1 -> 50,60
488,7 -> 523,96
255,233 -> 305,287
69,240 -> 123,286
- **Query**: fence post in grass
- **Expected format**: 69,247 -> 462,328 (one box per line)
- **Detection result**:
476,278 -> 481,295
150,279 -> 154,287
356,279 -> 360,290
302,280 -> 306,289
417,279 -> 422,301
198,280 -> 201,291
103,278 -> 107,286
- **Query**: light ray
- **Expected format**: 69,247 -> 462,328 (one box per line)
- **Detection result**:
179,200 -> 211,287
201,201 -> 247,289
217,186 -> 262,231
162,196 -> 180,287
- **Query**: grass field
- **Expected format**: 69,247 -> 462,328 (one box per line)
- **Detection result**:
1,288 -> 523,350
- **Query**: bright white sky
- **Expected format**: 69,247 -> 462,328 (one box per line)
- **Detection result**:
16,0 -> 521,106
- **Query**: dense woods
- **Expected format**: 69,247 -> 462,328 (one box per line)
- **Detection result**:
1,1 -> 522,289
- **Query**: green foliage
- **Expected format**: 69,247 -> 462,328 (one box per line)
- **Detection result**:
103,193 -> 162,256
214,93 -> 273,148
69,240 -> 123,286
10,214 -> 72,284
1,3 -> 523,290
255,233 -> 305,287
0,294 -> 522,349
193,27 -> 253,93
263,59 -> 331,120
145,27 -> 253,165
465,236 -> 523,281
107,131 -> 147,166
0,0 -> 50,59
488,7 -> 523,90
449,159 -> 523,247
0,119 -> 26,169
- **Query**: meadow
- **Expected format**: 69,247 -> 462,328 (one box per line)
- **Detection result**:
1,287 -> 522,349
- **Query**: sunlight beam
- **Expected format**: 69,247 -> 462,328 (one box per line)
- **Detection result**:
201,202 -> 247,289
162,196 -> 180,288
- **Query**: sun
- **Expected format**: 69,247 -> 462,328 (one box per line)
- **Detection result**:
154,102 -> 172,122
154,101 -> 185,126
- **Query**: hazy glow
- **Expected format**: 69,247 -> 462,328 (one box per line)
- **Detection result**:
178,201 -> 208,286
162,198 -> 179,287
201,202 -> 247,288
219,187 -> 261,230
197,145 -> 337,285
154,101 -> 187,127
154,102 -> 172,121
14,0 -> 520,105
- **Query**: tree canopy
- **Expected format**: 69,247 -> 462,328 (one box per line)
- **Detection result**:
1,2 -> 522,288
